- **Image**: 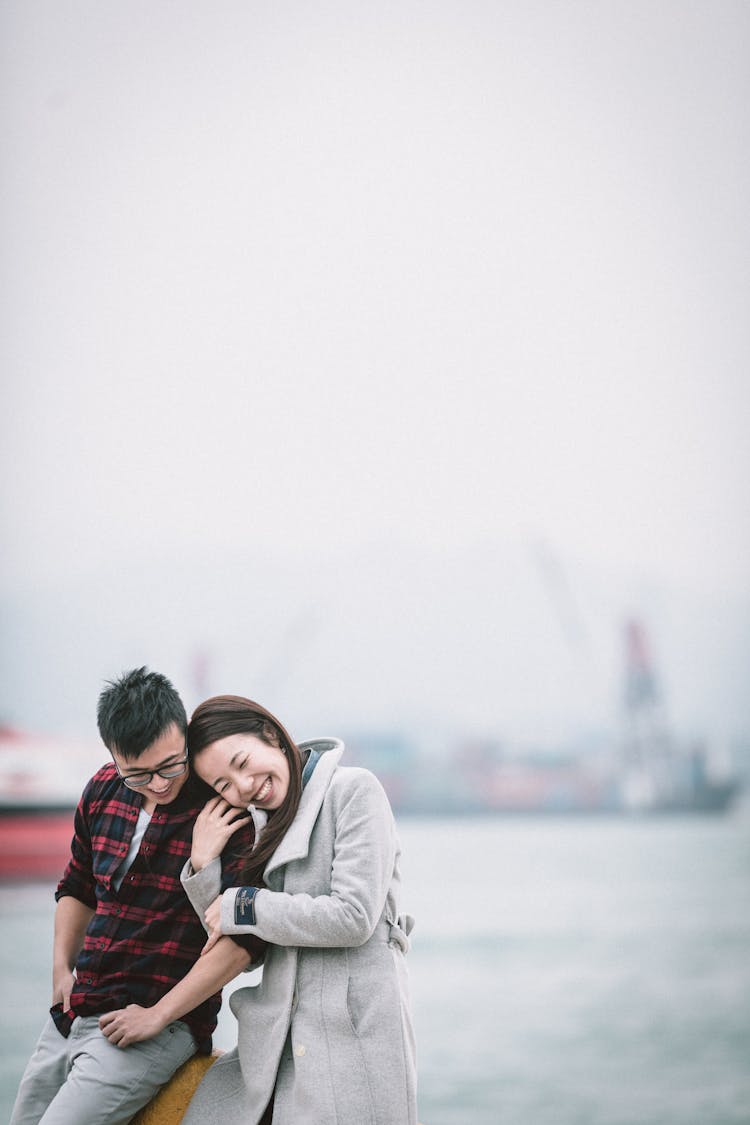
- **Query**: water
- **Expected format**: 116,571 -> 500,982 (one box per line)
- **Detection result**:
2,812 -> 749,1124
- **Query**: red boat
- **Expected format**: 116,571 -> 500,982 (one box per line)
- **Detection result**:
0,809 -> 76,881
0,726 -> 103,881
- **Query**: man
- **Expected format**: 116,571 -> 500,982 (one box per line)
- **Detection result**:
11,667 -> 263,1125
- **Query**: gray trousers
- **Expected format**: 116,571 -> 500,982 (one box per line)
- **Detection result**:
10,1014 -> 196,1125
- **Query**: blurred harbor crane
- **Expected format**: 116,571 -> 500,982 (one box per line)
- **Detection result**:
620,617 -> 674,809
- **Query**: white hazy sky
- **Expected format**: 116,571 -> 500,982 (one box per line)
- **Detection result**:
2,0 -> 748,593
0,3 -> 748,744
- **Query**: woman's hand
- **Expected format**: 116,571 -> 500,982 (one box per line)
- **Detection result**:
201,895 -> 223,956
99,1004 -> 168,1047
191,796 -> 251,872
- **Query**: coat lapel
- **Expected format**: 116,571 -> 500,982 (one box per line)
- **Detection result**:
263,739 -> 344,879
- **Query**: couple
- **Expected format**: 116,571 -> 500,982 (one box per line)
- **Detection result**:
11,667 -> 417,1125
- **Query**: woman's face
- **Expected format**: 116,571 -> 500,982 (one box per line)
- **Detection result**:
195,732 -> 291,810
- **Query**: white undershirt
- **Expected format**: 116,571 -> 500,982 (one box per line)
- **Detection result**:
112,807 -> 152,892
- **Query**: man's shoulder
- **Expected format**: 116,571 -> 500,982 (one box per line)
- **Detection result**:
90,761 -> 118,783
76,762 -> 127,818
80,760 -> 119,798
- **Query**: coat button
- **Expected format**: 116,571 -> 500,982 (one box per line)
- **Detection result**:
295,1044 -> 306,1057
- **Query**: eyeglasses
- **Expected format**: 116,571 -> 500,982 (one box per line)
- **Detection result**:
116,754 -> 189,790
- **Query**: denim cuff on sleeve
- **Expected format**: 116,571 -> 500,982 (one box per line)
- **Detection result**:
235,886 -> 259,926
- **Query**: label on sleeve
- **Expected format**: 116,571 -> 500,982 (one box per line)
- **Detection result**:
235,886 -> 258,926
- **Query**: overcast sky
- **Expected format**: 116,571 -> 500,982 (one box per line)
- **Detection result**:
1,2 -> 748,740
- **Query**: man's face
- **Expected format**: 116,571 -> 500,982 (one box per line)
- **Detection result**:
111,722 -> 189,810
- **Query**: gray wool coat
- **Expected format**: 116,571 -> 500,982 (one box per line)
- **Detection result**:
180,739 -> 417,1125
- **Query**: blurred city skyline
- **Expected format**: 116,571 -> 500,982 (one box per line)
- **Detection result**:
1,3 -> 748,754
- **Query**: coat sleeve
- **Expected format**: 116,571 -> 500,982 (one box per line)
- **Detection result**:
181,857 -> 223,931
181,856 -> 267,964
220,771 -> 397,948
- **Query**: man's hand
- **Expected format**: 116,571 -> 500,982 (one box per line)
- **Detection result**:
52,967 -> 75,1012
201,895 -> 223,956
51,896 -> 94,1013
191,796 -> 251,872
99,939 -> 251,1048
99,1005 -> 168,1048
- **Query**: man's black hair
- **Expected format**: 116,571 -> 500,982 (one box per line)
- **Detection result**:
97,666 -> 187,760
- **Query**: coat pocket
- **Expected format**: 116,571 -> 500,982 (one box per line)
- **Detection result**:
321,952 -> 378,1125
344,973 -> 361,1037
343,943 -> 399,1040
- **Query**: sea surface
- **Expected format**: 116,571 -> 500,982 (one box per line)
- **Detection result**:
2,810 -> 749,1124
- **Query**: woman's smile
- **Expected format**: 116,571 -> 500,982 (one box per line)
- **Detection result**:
252,776 -> 273,804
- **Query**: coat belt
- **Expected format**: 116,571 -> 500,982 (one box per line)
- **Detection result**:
374,912 -> 414,953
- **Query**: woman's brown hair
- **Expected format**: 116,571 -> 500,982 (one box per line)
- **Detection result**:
188,695 -> 303,887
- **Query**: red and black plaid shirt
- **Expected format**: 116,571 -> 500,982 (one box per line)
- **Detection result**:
54,762 -> 264,1054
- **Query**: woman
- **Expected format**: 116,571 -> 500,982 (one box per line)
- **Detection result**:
180,695 -> 417,1125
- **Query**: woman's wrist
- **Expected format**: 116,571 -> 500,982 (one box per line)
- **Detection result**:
190,848 -> 220,873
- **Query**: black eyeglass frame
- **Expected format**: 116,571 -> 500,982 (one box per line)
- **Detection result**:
115,753 -> 189,790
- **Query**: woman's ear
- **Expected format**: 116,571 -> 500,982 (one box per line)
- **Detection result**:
262,721 -> 283,751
